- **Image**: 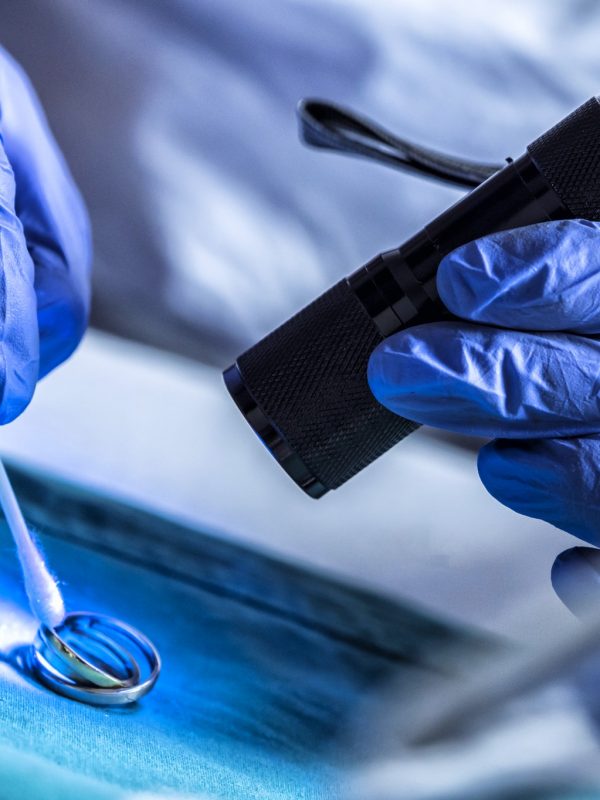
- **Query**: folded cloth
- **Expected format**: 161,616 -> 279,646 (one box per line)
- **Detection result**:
3,0 -> 600,364
0,464 -> 481,799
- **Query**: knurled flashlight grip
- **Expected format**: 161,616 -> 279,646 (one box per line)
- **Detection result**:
224,97 -> 600,498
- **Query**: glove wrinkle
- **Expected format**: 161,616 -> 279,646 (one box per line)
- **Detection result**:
438,219 -> 600,334
0,46 -> 91,380
369,324 -> 600,438
369,219 -> 600,572
0,147 -> 38,424
0,49 -> 91,422
479,437 -> 600,546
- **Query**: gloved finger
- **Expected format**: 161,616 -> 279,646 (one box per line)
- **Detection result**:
437,219 -> 600,334
477,436 -> 600,546
0,131 -> 39,421
551,547 -> 600,618
368,322 -> 600,438
0,49 -> 90,377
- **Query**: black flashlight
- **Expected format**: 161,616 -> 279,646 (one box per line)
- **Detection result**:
224,97 -> 600,498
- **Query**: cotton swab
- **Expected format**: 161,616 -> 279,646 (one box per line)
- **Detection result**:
0,459 -> 160,705
0,458 -> 65,628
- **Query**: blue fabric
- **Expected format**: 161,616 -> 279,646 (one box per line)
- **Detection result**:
368,220 -> 600,548
0,533 -> 337,798
0,531 -> 341,798
0,465 -> 475,799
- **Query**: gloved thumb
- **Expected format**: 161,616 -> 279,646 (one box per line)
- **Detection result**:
552,547 -> 600,617
0,126 -> 38,422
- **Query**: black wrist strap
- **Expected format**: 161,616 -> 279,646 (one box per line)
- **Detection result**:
297,99 -> 502,189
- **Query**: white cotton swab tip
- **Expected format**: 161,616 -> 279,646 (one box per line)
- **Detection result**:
0,459 -> 65,628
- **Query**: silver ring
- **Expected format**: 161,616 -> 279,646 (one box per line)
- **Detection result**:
28,612 -> 161,705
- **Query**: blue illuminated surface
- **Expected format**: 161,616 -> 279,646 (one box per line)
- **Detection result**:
0,533 -> 335,797
0,465 -> 474,798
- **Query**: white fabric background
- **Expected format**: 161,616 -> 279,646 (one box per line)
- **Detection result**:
0,0 -> 598,640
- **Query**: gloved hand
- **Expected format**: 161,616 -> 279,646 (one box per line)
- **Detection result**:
368,218 -> 600,612
0,48 -> 90,422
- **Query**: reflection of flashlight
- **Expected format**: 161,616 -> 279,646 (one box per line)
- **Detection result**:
224,97 -> 600,498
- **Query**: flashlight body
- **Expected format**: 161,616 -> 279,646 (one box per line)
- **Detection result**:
225,97 -> 600,497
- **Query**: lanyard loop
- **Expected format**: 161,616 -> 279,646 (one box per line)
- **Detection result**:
297,99 -> 502,189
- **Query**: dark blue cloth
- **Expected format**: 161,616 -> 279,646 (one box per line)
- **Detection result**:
0,465 -> 475,798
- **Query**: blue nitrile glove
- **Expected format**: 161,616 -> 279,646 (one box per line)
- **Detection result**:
0,48 -> 90,422
367,218 -> 600,612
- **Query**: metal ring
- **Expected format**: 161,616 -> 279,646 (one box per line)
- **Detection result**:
28,612 -> 161,705
35,623 -> 139,688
